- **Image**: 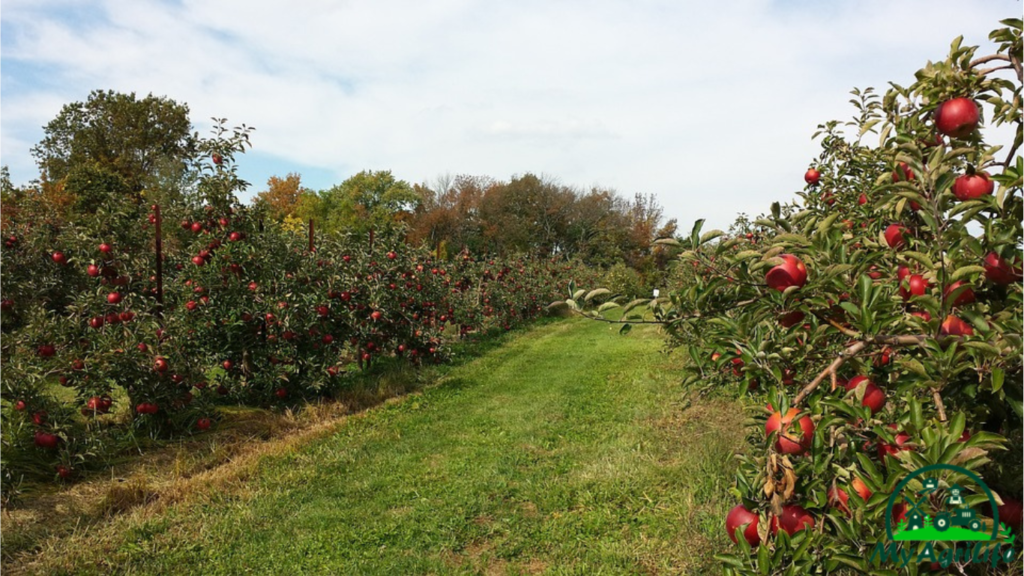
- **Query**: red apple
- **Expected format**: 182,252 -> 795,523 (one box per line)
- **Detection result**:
196,417 -> 212,431
770,504 -> 815,536
900,274 -> 928,301
371,310 -> 383,321
212,153 -> 223,165
943,281 -> 975,307
873,347 -> 893,367
192,255 -> 206,266
85,396 -> 111,414
31,410 -> 47,426
845,375 -> 885,415
98,243 -> 112,254
858,193 -> 868,205
884,224 -> 907,249
154,357 -> 169,372
934,97 -> 979,138
983,252 -> 1022,285
89,316 -> 105,329
766,254 -> 808,292
897,265 -> 911,283
892,162 -> 915,183
828,485 -> 851,514
804,169 -> 821,186
107,292 -> 122,304
274,388 -> 288,399
14,400 -> 26,411
829,479 -> 870,515
940,315 -> 973,337
766,408 -> 814,455
778,310 -> 805,328
952,172 -> 994,201
725,504 -> 761,547
34,431 -> 60,449
191,222 -> 203,234
222,360 -> 233,371
52,251 -> 67,265
229,231 -> 242,242
910,310 -> 932,322
87,264 -> 101,277
892,502 -> 908,524
877,424 -> 912,461
37,344 -> 56,357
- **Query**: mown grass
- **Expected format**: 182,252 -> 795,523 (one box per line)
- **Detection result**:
7,318 -> 748,575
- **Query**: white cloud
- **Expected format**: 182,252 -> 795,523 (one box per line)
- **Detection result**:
1,0 -> 1017,229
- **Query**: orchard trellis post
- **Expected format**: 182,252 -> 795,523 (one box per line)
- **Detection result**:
154,204 -> 164,318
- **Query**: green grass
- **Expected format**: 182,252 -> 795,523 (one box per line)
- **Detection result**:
19,318 -> 747,575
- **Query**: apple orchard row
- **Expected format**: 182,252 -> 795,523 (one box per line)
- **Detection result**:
708,92 -> 1021,568
559,36 -> 1022,572
1,204 -> 598,482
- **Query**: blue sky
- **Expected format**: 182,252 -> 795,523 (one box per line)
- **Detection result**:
1,0 -> 1017,230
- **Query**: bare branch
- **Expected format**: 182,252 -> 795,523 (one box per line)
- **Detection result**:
977,64 -> 1015,76
969,54 -> 1010,68
1004,138 -> 1021,168
794,341 -> 867,406
931,388 -> 948,422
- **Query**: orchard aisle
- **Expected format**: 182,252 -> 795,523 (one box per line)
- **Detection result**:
20,319 -> 746,575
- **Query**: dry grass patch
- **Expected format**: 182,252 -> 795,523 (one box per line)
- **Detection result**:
1,365 -> 433,575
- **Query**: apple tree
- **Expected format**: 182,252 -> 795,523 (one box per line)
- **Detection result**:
560,18 -> 1022,574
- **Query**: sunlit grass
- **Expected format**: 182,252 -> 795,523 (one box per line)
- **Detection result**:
7,318 -> 747,575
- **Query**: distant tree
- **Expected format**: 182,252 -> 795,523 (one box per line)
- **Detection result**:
479,173 -> 574,256
312,170 -> 420,236
31,90 -> 196,198
409,174 -> 491,254
254,173 -> 307,222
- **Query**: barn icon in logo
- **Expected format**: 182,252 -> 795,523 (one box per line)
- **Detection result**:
871,463 -> 1017,569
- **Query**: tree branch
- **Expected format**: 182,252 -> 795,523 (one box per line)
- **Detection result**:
793,333 -> 931,406
977,64 -> 1015,76
794,341 -> 866,406
969,54 -> 1010,68
1003,138 -> 1021,168
931,387 -> 948,422
1011,51 -> 1023,84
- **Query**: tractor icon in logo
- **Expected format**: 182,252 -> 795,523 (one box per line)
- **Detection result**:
931,484 -> 984,533
892,473 -> 1001,542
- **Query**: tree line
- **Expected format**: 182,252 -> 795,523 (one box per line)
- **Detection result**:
3,89 -> 678,295
256,171 -> 676,270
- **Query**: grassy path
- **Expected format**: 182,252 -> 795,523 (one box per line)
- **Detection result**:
21,319 -> 747,575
